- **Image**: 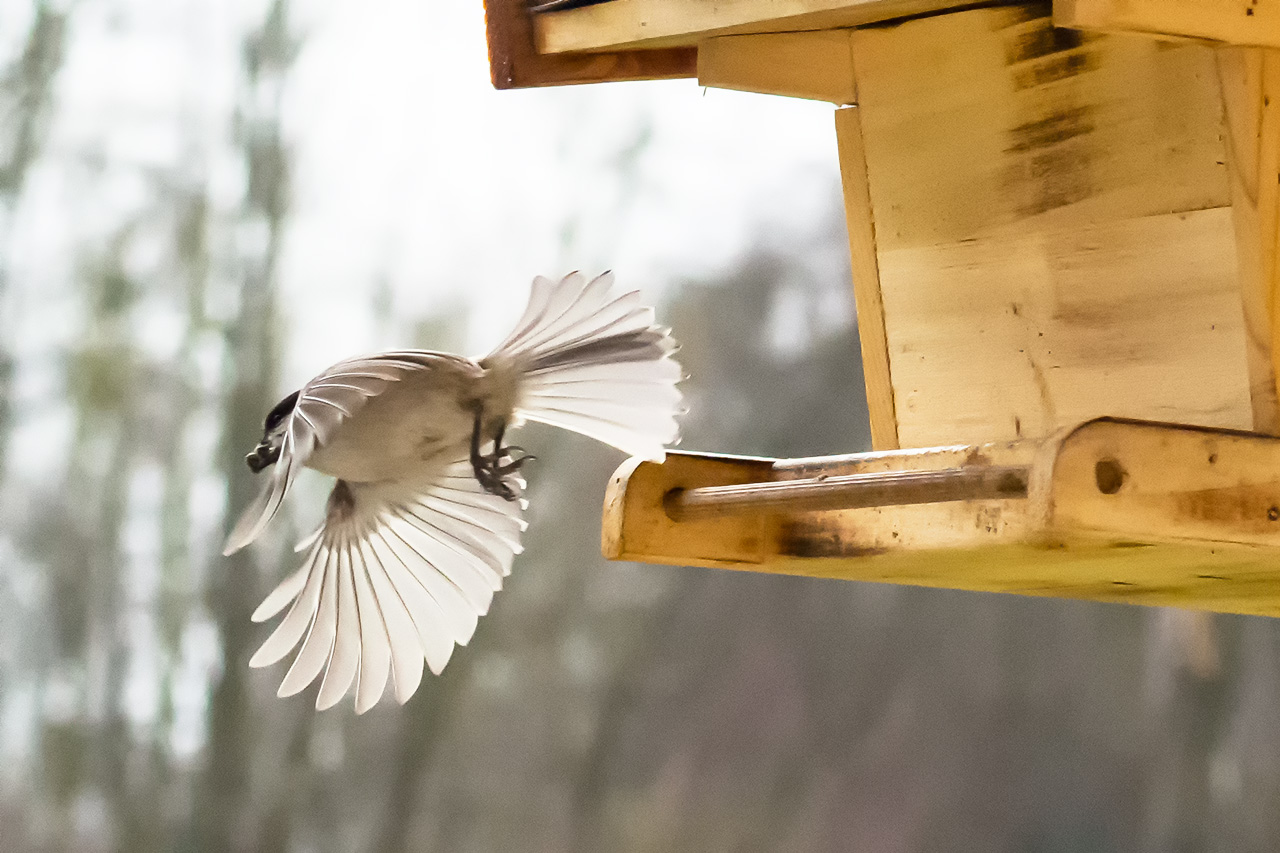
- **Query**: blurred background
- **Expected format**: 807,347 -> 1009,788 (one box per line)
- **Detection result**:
3,0 -> 1280,851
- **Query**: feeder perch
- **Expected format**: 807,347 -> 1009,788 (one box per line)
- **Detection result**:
484,0 -> 1280,614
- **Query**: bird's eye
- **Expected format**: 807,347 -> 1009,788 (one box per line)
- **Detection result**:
264,390 -> 300,431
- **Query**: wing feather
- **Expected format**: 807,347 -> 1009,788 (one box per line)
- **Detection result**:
388,509 -> 495,615
350,541 -> 392,714
361,534 -> 425,706
316,544 -> 361,710
248,463 -> 524,711
406,501 -> 514,578
249,542 -> 328,667
251,563 -> 308,623
373,525 -> 476,646
278,547 -> 339,697
373,523 -> 459,674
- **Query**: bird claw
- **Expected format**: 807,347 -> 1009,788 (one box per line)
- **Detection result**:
469,413 -> 535,502
474,448 -> 536,500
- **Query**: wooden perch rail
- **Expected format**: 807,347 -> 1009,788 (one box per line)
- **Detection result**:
664,465 -> 1030,521
605,419 -> 1280,618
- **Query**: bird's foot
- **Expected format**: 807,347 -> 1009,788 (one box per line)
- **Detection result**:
470,413 -> 535,502
473,447 -> 535,502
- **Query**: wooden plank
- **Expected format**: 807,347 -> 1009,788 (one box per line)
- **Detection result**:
716,545 -> 1280,619
1055,0 -> 1280,49
534,0 -> 975,54
697,31 -> 857,103
835,107 -> 899,450
1218,47 -> 1280,433
602,419 -> 1280,617
484,0 -> 695,89
847,5 -> 1253,447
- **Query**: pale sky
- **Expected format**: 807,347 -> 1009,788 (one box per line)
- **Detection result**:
278,0 -> 844,365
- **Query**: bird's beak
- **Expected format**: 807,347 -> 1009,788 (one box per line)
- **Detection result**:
245,442 -> 276,473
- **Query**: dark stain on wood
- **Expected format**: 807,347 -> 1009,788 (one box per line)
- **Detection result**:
1171,487 -> 1280,532
1006,106 -> 1097,154
1013,51 -> 1098,92
1004,24 -> 1088,65
964,446 -> 993,467
779,520 -> 887,559
782,534 -> 888,560
994,9 -> 1102,217
1007,139 -> 1095,216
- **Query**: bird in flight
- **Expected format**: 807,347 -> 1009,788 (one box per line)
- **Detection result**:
224,272 -> 683,712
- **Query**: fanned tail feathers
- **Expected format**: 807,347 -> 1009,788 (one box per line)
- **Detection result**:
487,271 -> 683,460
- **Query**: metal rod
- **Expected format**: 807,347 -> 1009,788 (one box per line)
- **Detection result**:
663,465 -> 1030,521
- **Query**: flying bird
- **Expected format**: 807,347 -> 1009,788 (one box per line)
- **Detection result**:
224,272 -> 683,712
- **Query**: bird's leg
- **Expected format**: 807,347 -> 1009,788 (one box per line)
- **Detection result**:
469,408 -> 535,501
490,422 -> 537,474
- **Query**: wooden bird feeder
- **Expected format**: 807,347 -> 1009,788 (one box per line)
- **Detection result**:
484,0 -> 1280,617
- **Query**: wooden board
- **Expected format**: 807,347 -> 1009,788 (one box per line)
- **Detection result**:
835,106 -> 900,450
838,5 -> 1254,448
697,31 -> 858,104
534,0 -> 975,54
1056,0 -> 1280,49
604,419 -> 1280,617
485,0 -> 695,89
1218,47 -> 1280,433
715,545 -> 1280,619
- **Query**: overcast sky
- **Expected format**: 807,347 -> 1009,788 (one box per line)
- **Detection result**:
278,0 -> 844,359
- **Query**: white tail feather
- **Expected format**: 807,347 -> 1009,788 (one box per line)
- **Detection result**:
487,272 -> 683,461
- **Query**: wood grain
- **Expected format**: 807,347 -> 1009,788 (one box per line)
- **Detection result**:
1056,0 -> 1280,49
485,0 -> 695,89
848,6 -> 1253,447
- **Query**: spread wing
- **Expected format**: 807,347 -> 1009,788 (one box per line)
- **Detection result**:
222,351 -> 463,556
246,460 -> 527,712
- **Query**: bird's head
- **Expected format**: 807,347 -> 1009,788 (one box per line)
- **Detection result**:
246,390 -> 300,473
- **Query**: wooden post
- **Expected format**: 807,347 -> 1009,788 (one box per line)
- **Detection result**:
1218,48 -> 1280,434
836,106 -> 900,450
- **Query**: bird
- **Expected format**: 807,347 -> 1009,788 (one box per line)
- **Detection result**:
223,271 -> 683,713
